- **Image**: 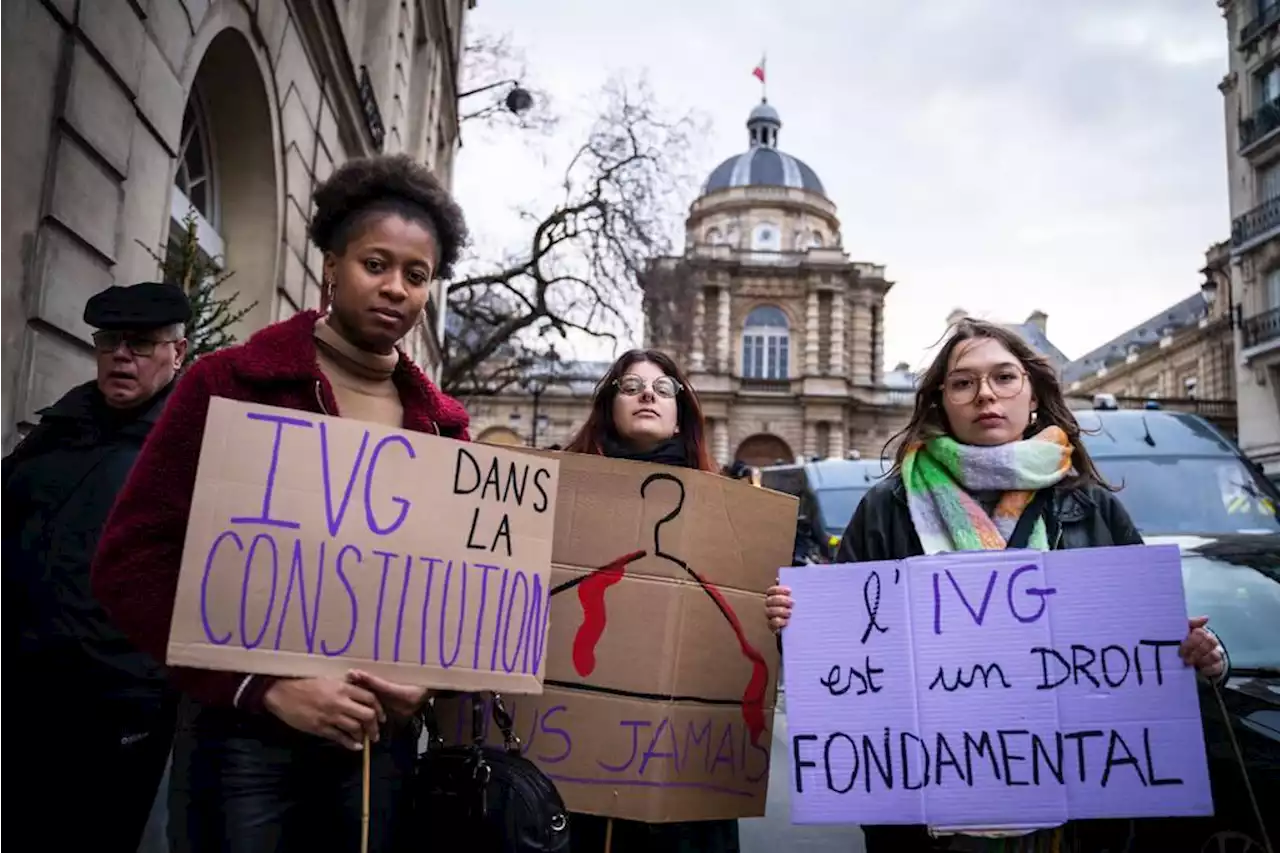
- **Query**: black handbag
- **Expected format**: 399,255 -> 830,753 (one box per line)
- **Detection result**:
415,693 -> 570,853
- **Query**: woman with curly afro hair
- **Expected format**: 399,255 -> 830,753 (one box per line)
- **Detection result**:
92,154 -> 473,852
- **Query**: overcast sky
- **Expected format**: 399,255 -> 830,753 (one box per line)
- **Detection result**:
452,0 -> 1231,373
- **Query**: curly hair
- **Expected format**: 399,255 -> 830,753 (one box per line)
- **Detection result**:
308,153 -> 468,279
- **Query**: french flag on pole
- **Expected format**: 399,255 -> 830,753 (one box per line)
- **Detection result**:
752,55 -> 766,83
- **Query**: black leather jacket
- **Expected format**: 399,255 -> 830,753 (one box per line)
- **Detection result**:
835,473 -> 1144,564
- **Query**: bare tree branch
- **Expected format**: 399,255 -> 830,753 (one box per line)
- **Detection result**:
640,258 -> 698,366
442,74 -> 704,396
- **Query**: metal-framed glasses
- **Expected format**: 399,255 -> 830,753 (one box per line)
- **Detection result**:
92,331 -> 180,357
941,366 -> 1027,405
614,373 -> 682,399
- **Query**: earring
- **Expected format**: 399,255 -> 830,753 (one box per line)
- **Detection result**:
1030,411 -> 1039,424
322,276 -> 335,312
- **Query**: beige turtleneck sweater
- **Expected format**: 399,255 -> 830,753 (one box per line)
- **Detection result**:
313,318 -> 404,429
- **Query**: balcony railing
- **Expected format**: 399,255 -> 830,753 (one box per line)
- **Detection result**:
1240,99 -> 1280,152
1243,305 -> 1280,348
1240,1 -> 1280,51
1231,195 -> 1280,247
739,377 -> 791,393
691,247 -> 848,268
358,65 -> 385,151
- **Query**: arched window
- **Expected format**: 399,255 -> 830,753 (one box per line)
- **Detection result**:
705,227 -> 723,244
751,222 -> 780,252
171,87 -> 224,260
742,305 -> 790,379
794,229 -> 824,250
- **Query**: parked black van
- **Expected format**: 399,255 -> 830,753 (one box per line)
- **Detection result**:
1072,407 -> 1279,852
759,458 -> 891,563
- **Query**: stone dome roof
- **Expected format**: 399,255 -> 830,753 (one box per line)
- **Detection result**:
701,100 -> 825,196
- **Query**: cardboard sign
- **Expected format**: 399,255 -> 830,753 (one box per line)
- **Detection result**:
780,545 -> 1214,830
166,397 -> 559,694
437,452 -> 797,823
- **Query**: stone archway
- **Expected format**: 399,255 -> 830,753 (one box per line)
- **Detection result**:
180,5 -> 283,337
735,433 -> 794,467
477,426 -> 523,446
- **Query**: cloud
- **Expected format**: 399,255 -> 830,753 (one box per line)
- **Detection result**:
453,0 -> 1230,368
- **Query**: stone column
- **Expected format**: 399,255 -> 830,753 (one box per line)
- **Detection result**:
805,289 -> 819,375
851,297 -> 874,385
716,287 -> 731,372
830,292 -> 846,376
871,304 -> 884,385
714,418 -> 731,465
691,287 -> 706,371
829,419 -> 845,459
803,420 -> 818,458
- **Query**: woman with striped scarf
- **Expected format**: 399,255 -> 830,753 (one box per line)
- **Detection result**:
764,318 -> 1228,853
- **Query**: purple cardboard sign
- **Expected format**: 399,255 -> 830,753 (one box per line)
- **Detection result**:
779,545 -> 1213,829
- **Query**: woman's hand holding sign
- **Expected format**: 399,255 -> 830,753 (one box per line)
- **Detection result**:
1180,616 -> 1226,680
765,581 -> 793,633
347,669 -> 431,721
263,677 -> 385,750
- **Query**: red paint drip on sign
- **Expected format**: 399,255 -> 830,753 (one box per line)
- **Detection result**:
571,550 -> 646,677
569,550 -> 770,748
691,572 -> 769,747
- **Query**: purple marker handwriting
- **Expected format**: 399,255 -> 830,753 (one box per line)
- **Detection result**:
198,407 -> 556,680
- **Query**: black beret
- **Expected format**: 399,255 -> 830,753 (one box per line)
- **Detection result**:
83,282 -> 193,331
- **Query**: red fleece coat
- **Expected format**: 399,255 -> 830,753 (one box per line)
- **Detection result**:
91,310 -> 470,712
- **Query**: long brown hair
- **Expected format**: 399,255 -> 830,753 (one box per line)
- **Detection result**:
888,319 -> 1112,489
565,349 -> 717,472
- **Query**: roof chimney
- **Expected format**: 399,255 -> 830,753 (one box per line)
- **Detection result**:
1026,310 -> 1048,335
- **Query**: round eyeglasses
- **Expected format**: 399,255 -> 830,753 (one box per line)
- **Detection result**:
614,373 -> 682,399
941,367 -> 1027,405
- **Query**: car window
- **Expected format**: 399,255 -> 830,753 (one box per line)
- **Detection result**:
815,487 -> 872,536
760,468 -> 804,497
1181,553 -> 1280,671
1094,457 -> 1280,536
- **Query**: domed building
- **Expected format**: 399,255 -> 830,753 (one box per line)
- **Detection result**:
644,99 -> 913,467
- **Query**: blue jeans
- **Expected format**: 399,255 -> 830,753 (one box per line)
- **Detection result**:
179,705 -> 417,853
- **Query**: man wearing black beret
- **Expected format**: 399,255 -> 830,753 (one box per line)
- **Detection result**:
4,281 -> 192,851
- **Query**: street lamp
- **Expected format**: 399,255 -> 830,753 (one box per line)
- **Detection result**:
1201,265 -> 1243,329
521,376 -> 547,447
458,79 -> 535,120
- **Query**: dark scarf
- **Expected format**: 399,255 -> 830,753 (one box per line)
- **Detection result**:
600,435 -> 692,469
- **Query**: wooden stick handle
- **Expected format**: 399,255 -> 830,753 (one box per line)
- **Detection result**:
361,735 -> 372,853
603,817 -> 613,853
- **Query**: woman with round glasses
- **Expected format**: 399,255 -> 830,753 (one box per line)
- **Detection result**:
764,318 -> 1228,853
563,349 -> 733,853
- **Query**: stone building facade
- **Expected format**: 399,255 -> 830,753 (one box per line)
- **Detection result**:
2,0 -> 472,451
655,103 -> 916,468
1218,0 -> 1280,478
465,363 -> 610,450
654,101 -> 912,467
465,101 -> 915,465
1060,243 -> 1238,438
